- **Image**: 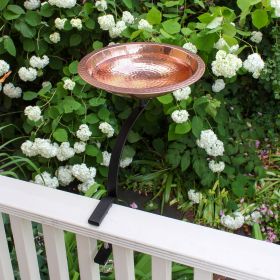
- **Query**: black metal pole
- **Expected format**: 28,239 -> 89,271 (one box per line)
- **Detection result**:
88,99 -> 149,227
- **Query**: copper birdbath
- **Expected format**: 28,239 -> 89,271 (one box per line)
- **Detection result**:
78,42 -> 205,264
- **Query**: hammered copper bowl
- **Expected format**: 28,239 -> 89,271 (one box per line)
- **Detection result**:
78,42 -> 205,99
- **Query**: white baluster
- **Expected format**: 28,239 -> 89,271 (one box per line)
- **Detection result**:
194,268 -> 213,280
152,256 -> 172,280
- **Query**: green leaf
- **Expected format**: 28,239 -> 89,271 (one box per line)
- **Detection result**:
127,131 -> 142,143
86,113 -> 99,124
162,19 -> 181,34
252,9 -> 269,29
191,116 -> 203,137
92,41 -> 103,50
86,145 -> 99,157
85,18 -> 95,29
181,151 -> 190,171
4,36 -> 16,56
69,60 -> 79,74
23,91 -> 37,101
0,0 -> 9,10
53,128 -> 68,142
22,38 -> 35,52
7,5 -> 25,15
147,6 -> 162,25
252,223 -> 263,240
40,3 -> 54,17
14,21 -> 36,38
175,122 -> 191,134
69,34 -> 82,47
98,108 -> 110,120
222,23 -> 236,37
157,93 -> 173,104
130,30 -> 142,40
122,0 -> 133,10
25,11 -> 41,26
122,145 -> 136,158
62,96 -> 81,113
237,0 -> 261,11
89,98 -> 106,107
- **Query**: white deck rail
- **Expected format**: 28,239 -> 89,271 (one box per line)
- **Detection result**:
0,175 -> 279,280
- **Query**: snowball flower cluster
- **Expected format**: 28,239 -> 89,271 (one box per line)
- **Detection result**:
34,172 -> 59,188
0,60 -> 10,77
70,18 -> 82,30
18,67 -> 37,82
57,142 -> 75,161
221,212 -> 245,230
207,16 -> 223,29
211,50 -> 242,78
120,157 -> 133,168
208,160 -> 225,173
48,0 -> 76,8
3,83 -> 22,98
95,0 -> 107,11
173,86 -> 191,101
55,18 -> 67,30
109,21 -> 127,38
188,189 -> 202,204
138,19 -> 153,31
98,15 -> 115,30
76,124 -> 92,141
183,42 -> 197,53
243,53 -> 265,79
78,179 -> 95,193
197,130 -> 224,157
49,32 -> 61,43
122,11 -> 134,24
171,110 -> 189,123
251,211 -> 262,223
30,55 -> 49,69
56,166 -> 74,186
99,122 -> 114,138
229,44 -> 239,53
24,0 -> 40,10
250,31 -> 263,44
74,142 -> 86,154
72,163 -> 96,183
24,106 -> 42,122
63,79 -> 75,90
212,79 -> 225,93
101,151 -> 111,167
270,0 -> 280,17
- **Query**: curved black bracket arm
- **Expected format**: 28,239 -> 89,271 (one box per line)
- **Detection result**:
88,99 -> 149,227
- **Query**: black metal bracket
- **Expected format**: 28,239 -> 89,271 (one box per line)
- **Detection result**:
88,99 -> 149,227
94,243 -> 112,265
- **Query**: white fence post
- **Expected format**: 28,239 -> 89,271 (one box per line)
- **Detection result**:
9,215 -> 40,280
152,256 -> 172,280
0,213 -> 14,280
42,225 -> 69,280
76,234 -> 100,280
194,268 -> 213,280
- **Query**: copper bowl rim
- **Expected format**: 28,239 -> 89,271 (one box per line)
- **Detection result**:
78,42 -> 205,97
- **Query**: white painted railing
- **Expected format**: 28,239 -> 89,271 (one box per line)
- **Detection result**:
0,175 -> 279,280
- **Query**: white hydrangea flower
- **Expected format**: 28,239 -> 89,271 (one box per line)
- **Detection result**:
72,163 -> 96,182
188,189 -> 202,204
211,50 -> 242,78
221,212 -> 245,230
34,171 -> 59,188
0,60 -> 10,77
138,19 -> 153,31
30,55 -> 49,69
120,157 -> 133,168
48,0 -> 76,8
212,79 -> 225,93
95,0 -> 107,11
101,151 -> 111,167
209,160 -> 225,173
229,44 -> 239,53
63,79 -> 75,90
3,83 -> 22,98
207,16 -> 223,29
171,110 -> 189,123
70,18 -> 82,30
49,32 -> 61,43
182,42 -> 197,53
55,18 -> 67,30
78,179 -> 95,193
109,20 -> 127,38
270,0 -> 280,16
21,140 -> 38,157
57,142 -> 75,161
214,38 -> 227,50
99,122 -> 114,138
197,129 -> 224,157
251,211 -> 262,223
24,106 -> 42,122
33,138 -> 59,158
250,31 -> 263,43
98,14 -> 115,30
18,67 -> 37,82
74,142 -> 86,154
122,11 -> 134,24
24,0 -> 40,10
56,166 -> 74,186
243,53 -> 265,79
173,86 -> 191,101
76,124 -> 92,141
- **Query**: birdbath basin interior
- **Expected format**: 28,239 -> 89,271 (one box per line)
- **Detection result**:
78,42 -> 205,99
